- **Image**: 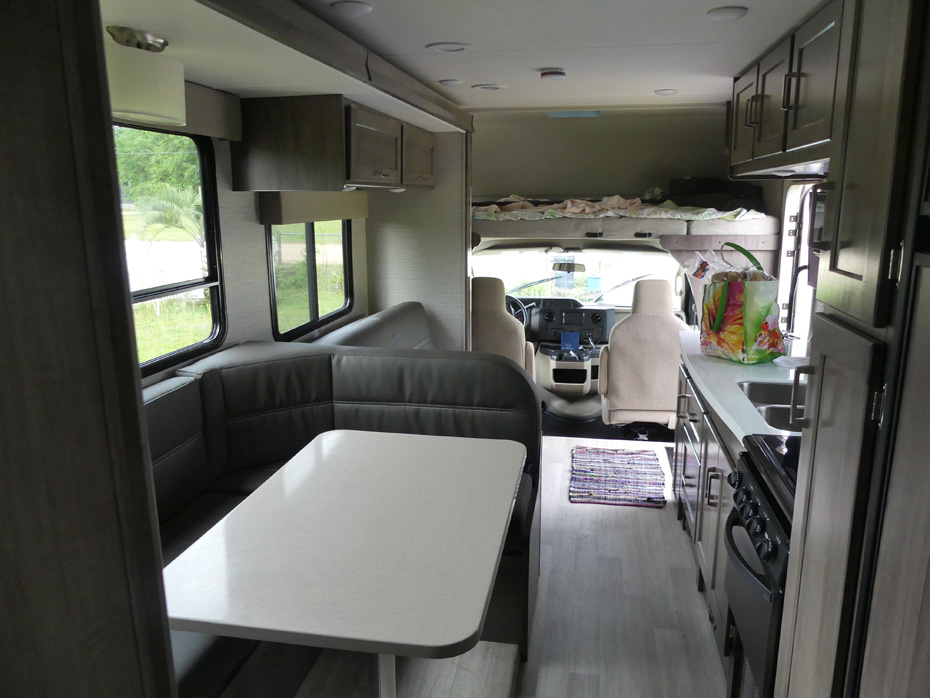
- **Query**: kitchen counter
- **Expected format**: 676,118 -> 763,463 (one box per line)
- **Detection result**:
679,330 -> 800,442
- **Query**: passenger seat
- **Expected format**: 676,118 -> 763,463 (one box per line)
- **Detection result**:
471,276 -> 535,377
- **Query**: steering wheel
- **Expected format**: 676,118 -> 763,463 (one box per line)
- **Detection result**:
505,295 -> 529,328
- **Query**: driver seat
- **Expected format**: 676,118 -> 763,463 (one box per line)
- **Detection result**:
471,277 -> 535,378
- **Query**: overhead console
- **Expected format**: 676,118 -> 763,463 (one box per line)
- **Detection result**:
522,298 -> 615,344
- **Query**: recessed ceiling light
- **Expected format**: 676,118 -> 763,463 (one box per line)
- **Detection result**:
706,5 -> 749,20
540,67 -> 567,81
472,83 -> 507,91
655,88 -> 678,96
426,42 -> 471,53
438,79 -> 463,87
772,169 -> 797,177
330,0 -> 373,17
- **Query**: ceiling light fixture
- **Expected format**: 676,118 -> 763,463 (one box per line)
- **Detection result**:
104,26 -> 186,126
427,42 -> 472,53
540,68 -> 567,80
438,79 -> 463,87
654,88 -> 678,96
472,84 -> 507,91
706,5 -> 749,21
330,1 -> 373,17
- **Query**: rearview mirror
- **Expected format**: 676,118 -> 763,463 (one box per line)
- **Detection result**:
552,262 -> 585,273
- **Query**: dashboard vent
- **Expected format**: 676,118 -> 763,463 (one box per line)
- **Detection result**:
544,312 -> 555,322
591,312 -> 602,323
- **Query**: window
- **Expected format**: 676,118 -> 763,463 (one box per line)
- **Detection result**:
471,248 -> 683,311
267,220 -> 352,339
113,126 -> 224,373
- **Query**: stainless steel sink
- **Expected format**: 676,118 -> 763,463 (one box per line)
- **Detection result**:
756,405 -> 803,433
738,380 -> 806,407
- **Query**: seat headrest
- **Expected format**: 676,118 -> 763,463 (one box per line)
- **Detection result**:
632,279 -> 675,315
472,277 -> 507,311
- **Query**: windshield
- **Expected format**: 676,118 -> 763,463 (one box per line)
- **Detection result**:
471,249 -> 683,308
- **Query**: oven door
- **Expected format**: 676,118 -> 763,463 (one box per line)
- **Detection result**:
724,507 -> 783,698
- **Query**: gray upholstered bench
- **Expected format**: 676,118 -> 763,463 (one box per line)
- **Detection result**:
142,341 -> 541,695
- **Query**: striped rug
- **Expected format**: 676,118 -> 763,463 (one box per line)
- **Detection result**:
569,446 -> 667,507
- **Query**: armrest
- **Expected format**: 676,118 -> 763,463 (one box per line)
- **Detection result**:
598,345 -> 609,395
524,341 -> 535,380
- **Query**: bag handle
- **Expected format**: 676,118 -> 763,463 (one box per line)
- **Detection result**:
721,242 -> 763,271
711,281 -> 729,332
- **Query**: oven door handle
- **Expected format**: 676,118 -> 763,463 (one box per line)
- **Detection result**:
724,508 -> 774,603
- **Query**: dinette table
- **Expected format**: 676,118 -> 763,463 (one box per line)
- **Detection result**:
162,429 -> 526,698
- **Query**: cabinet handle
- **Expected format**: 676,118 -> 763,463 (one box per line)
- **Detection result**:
808,182 -> 834,252
790,365 -> 815,428
743,97 -> 754,129
781,72 -> 800,112
749,94 -> 765,128
706,468 -> 721,507
380,171 -> 391,178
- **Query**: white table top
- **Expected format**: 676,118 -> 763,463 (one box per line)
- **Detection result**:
679,330 -> 800,440
163,430 -> 526,658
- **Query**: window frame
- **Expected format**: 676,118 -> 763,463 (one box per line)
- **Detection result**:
265,219 -> 354,341
115,125 -> 227,377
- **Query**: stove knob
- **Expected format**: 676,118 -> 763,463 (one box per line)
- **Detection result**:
747,518 -> 766,536
739,502 -> 757,519
727,471 -> 742,489
755,540 -> 776,561
734,488 -> 749,505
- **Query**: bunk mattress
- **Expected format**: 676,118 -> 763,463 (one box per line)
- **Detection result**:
472,196 -> 779,240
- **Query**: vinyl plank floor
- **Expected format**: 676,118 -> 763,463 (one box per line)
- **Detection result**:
515,436 -> 726,698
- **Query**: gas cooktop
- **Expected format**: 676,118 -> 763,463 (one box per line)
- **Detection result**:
742,433 -> 800,522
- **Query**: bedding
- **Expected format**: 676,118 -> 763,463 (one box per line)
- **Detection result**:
472,194 -> 768,222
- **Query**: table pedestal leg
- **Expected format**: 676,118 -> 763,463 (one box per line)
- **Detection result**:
376,653 -> 396,698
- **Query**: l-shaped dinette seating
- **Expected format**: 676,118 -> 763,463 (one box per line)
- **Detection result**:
142,311 -> 541,695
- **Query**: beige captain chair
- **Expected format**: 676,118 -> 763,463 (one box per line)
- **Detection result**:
598,279 -> 690,427
471,277 -> 535,378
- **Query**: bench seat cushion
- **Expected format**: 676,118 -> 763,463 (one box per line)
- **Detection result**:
160,492 -> 244,566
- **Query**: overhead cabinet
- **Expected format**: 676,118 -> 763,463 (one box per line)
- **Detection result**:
232,95 -> 435,192
729,0 -> 841,175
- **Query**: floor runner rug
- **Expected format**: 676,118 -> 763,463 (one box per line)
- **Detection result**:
569,446 -> 666,507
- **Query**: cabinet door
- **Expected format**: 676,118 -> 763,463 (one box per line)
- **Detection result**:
858,257 -> 930,697
696,414 -> 723,591
730,68 -> 758,165
775,313 -> 885,698
754,38 -> 792,159
346,105 -> 402,185
402,125 -> 435,187
785,0 -> 842,151
816,0 -> 914,327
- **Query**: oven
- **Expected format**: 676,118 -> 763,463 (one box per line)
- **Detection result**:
725,435 -> 798,698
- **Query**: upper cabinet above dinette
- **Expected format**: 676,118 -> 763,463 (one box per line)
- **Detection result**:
231,95 -> 435,192
729,0 -> 842,177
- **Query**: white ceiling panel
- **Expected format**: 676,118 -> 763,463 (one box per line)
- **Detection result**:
99,0 -> 828,114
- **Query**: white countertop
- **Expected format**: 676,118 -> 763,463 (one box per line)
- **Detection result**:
679,330 -> 800,442
163,430 -> 526,659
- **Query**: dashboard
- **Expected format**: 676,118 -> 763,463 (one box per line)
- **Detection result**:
519,298 -> 616,344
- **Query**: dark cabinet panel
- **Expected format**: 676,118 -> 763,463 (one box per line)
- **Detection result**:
786,0 -> 842,151
346,104 -> 402,185
776,313 -> 885,698
858,257 -> 930,697
402,124 -> 436,187
816,0 -> 914,327
754,38 -> 792,159
730,69 -> 758,165
231,95 -> 346,192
